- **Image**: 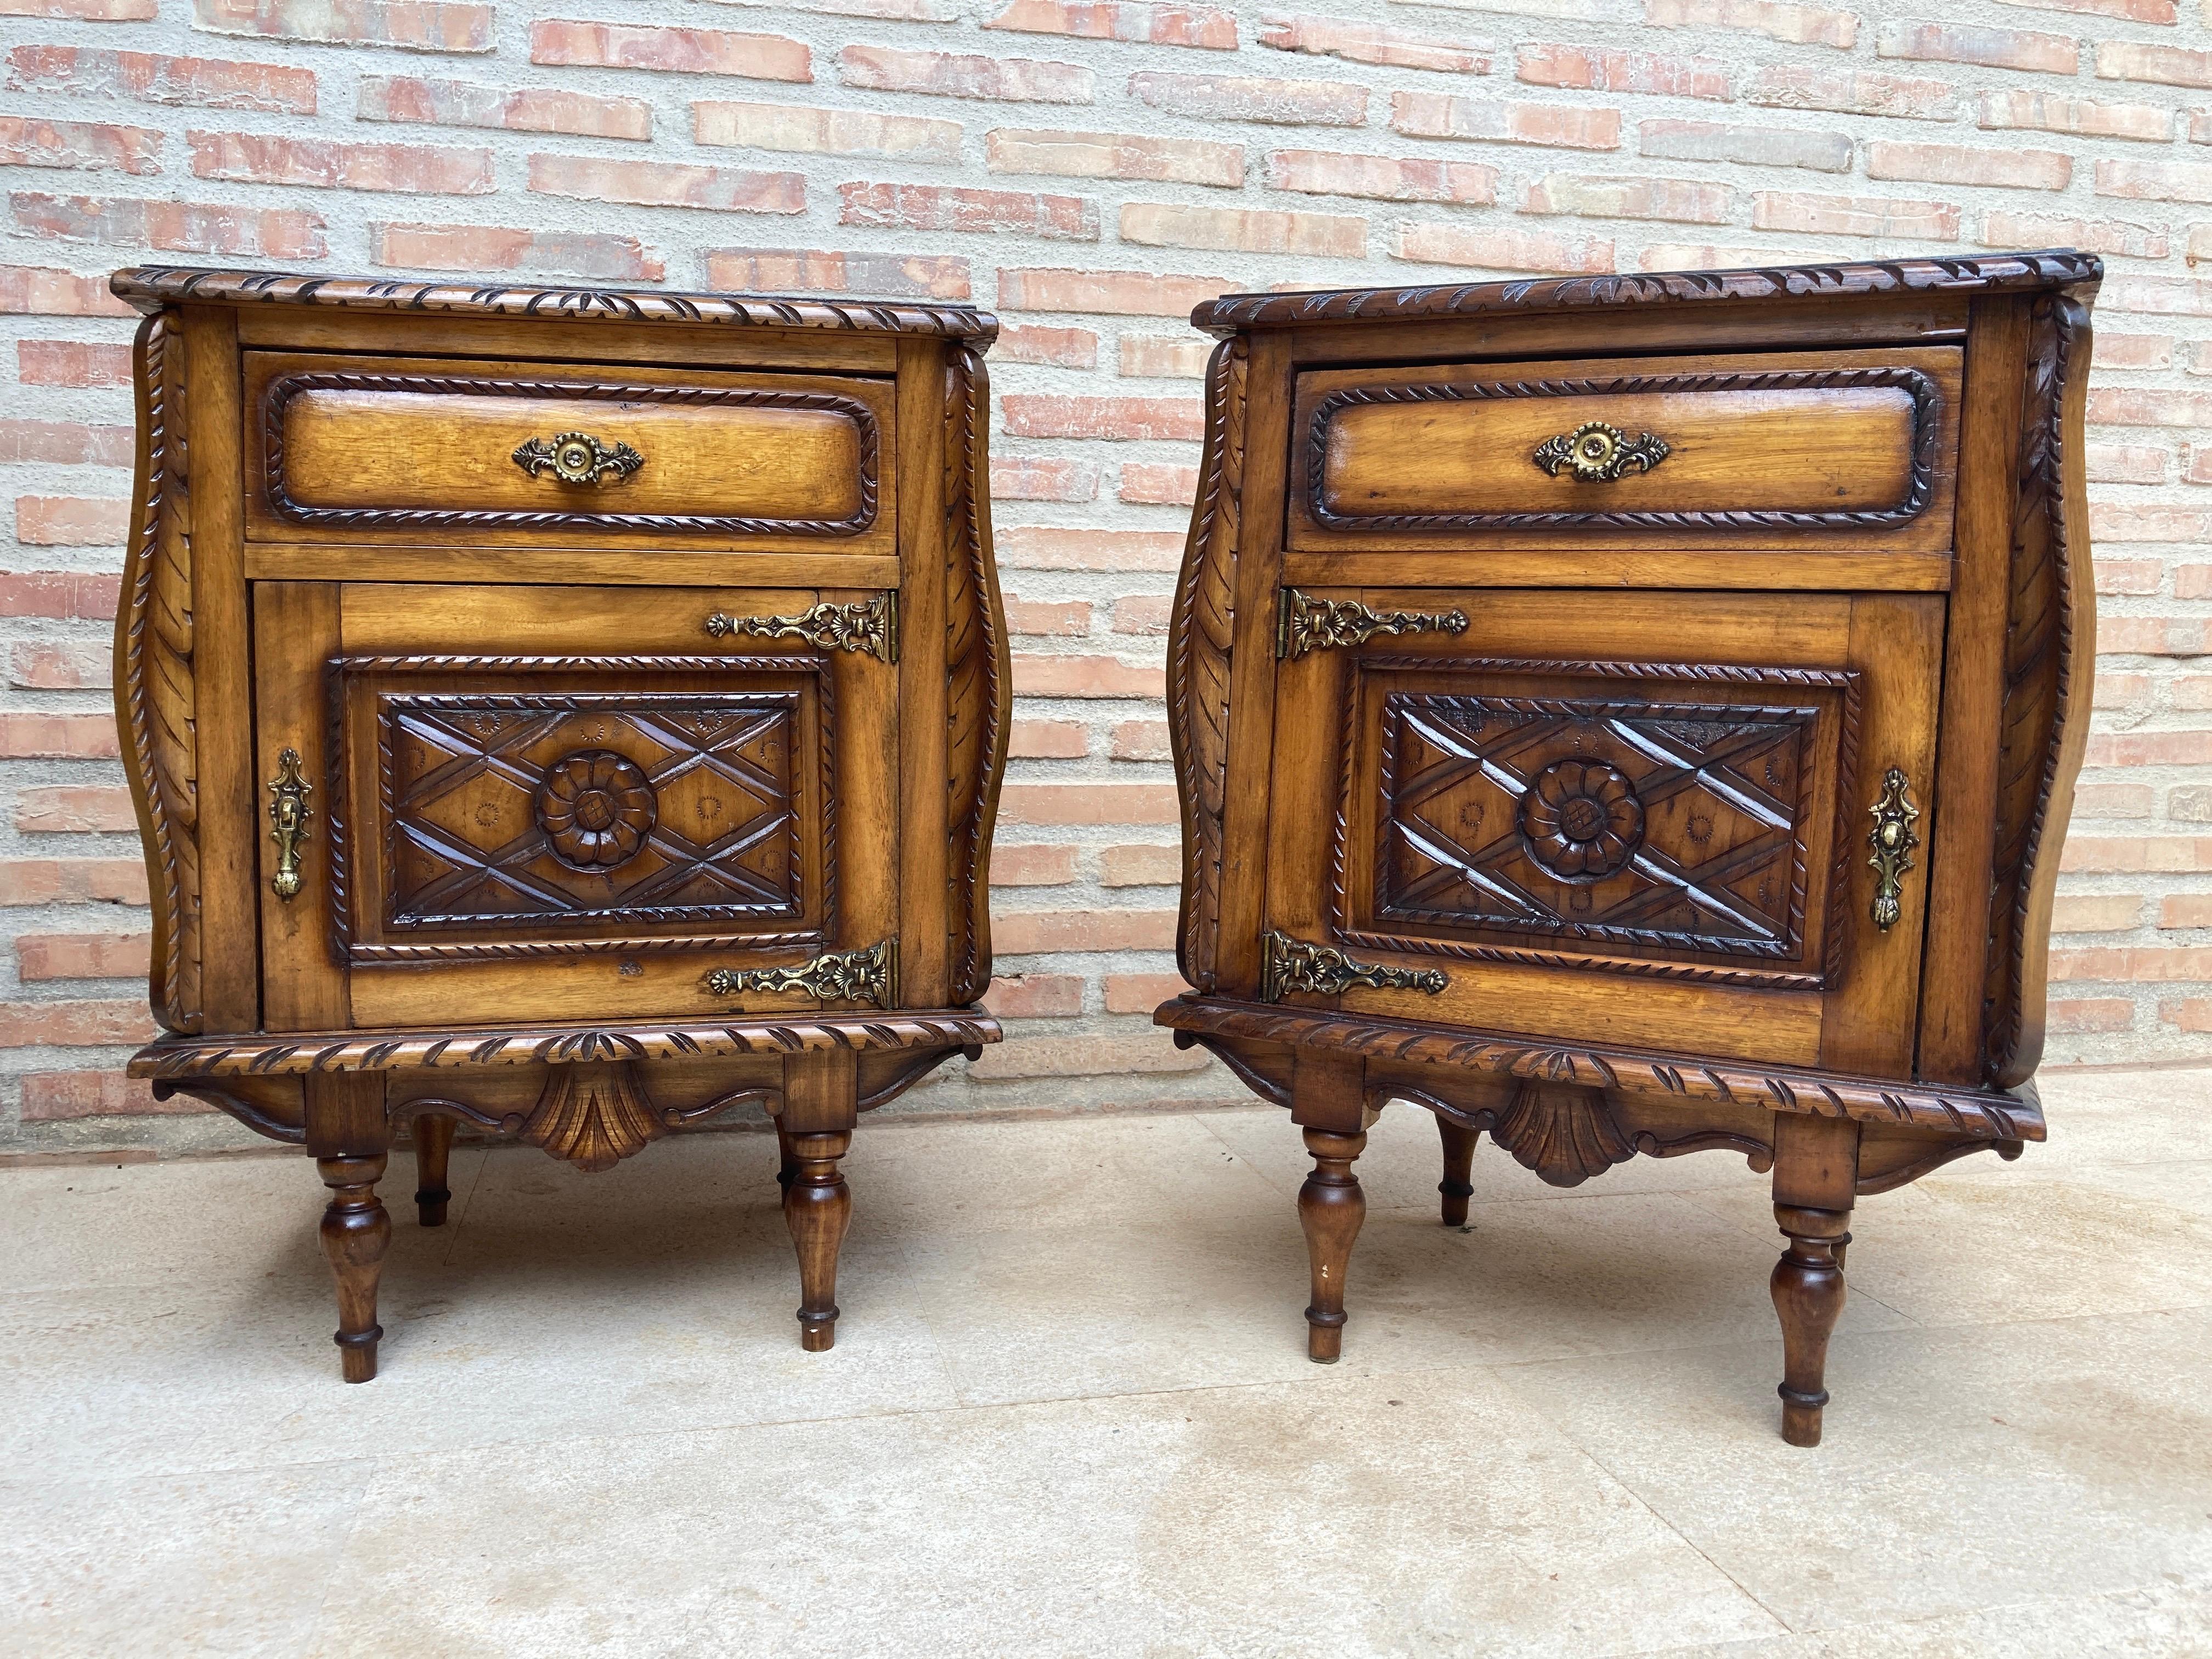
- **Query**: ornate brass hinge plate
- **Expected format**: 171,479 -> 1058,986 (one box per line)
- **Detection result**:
703,939 -> 898,1007
512,430 -> 643,486
1276,588 -> 1470,661
1260,930 -> 1447,1002
267,747 -> 311,901
1532,420 -> 1669,483
1866,767 -> 1920,931
705,592 -> 899,663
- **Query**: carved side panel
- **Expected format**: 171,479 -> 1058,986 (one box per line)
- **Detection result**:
1167,336 -> 1248,991
944,343 -> 1008,1006
1987,291 -> 2094,1088
115,309 -> 201,1031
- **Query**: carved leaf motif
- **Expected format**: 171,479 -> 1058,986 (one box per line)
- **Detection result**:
1487,1082 -> 1637,1188
521,1061 -> 663,1172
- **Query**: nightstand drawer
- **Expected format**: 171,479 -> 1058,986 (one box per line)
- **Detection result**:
244,352 -> 897,558
1291,346 -> 1960,555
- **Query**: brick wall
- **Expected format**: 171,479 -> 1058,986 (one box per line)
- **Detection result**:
4,0 -> 2211,1152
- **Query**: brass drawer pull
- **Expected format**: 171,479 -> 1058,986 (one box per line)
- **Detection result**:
704,940 -> 898,1007
1867,767 -> 1920,930
267,747 -> 311,901
1261,930 -> 1446,1002
1532,420 -> 1669,483
705,593 -> 899,663
511,430 -> 642,486
1277,588 -> 1468,661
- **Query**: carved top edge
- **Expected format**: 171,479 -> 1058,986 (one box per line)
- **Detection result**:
1154,995 -> 2045,1143
1190,250 -> 2102,337
127,1011 -> 1002,1078
112,266 -> 999,343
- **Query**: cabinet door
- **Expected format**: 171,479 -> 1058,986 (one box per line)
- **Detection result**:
1261,589 -> 1942,1073
253,583 -> 899,1029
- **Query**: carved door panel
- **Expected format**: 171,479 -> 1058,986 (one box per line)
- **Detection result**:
1261,589 -> 1943,1073
253,583 -> 899,1029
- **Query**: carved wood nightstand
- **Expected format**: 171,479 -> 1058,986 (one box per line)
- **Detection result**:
1157,251 -> 2098,1446
111,268 -> 1008,1378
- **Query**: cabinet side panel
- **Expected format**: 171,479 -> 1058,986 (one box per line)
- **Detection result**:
895,337 -> 950,1006
944,342 -> 1006,1006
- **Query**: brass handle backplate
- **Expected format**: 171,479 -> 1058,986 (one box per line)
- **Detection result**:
706,593 -> 899,663
512,430 -> 642,486
704,940 -> 898,1008
1260,929 -> 1447,1003
1276,588 -> 1468,661
267,747 -> 311,901
1867,766 -> 1920,931
1532,420 -> 1669,483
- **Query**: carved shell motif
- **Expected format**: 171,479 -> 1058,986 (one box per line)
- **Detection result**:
520,1061 -> 664,1173
1487,1083 -> 1637,1188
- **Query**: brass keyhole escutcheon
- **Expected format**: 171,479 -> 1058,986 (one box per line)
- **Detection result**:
1867,767 -> 1920,931
267,747 -> 311,902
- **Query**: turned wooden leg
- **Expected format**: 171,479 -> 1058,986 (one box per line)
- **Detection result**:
1771,1203 -> 1849,1447
1436,1115 -> 1478,1228
412,1113 -> 455,1227
1299,1128 -> 1368,1363
775,1121 -> 798,1192
1833,1230 -> 1851,1276
783,1130 -> 852,1352
317,1153 -> 392,1384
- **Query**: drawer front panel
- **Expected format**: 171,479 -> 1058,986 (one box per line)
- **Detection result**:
1291,347 -> 1960,552
244,352 -> 896,555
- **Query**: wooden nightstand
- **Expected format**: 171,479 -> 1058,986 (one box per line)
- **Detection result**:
1156,251 -> 2099,1446
111,268 -> 1008,1378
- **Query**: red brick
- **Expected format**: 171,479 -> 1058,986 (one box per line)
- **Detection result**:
997,324 -> 1098,368
15,495 -> 129,544
372,222 -> 663,281
2087,442 -> 2168,484
704,247 -> 968,298
0,116 -> 161,174
2061,836 -> 2212,873
2159,895 -> 2212,928
2087,733 -> 2212,768
2179,563 -> 2212,596
1868,139 -> 2070,191
2053,893 -> 2144,932
1640,242 -> 1824,271
2091,504 -> 2212,541
2101,275 -> 2212,317
2097,617 -> 2212,654
1876,22 -> 2078,76
1103,971 -> 1188,1014
986,128 -> 1242,187
2091,387 -> 2212,426
1644,0 -> 1857,46
0,713 -> 121,759
2015,0 -> 2172,18
2097,158 -> 2212,205
2052,946 -> 2212,984
1524,174 -> 1732,225
0,265 -> 129,315
2093,333 -> 2175,371
1266,149 -> 1493,206
985,0 -> 1237,49
991,906 -> 1177,950
998,266 -> 1230,315
1009,654 -> 1167,697
0,857 -> 147,905
2165,998 -> 2212,1033
0,419 -> 130,466
1117,335 -> 1210,376
15,784 -> 134,832
2094,672 -> 2152,707
1110,718 -> 1169,760
990,453 -> 1098,498
839,46 -> 1092,103
20,1071 -> 204,1121
1101,843 -> 1178,886
696,101 -> 958,162
360,75 -> 648,140
2172,675 -> 2212,710
0,998 -> 155,1047
2194,110 -> 2212,144
1008,717 -> 1089,757
998,526 -> 1183,569
1128,70 -> 1366,126
1641,118 -> 1853,173
840,181 -> 1097,240
4,46 -> 316,113
8,192 -> 326,257
1743,65 -> 1959,121
530,155 -> 803,214
0,570 -> 119,620
1983,212 -> 2164,260
193,0 -> 493,52
2094,558 -> 2162,594
2181,447 -> 2212,486
1112,594 -> 1175,633
2,0 -> 156,15
2096,41 -> 2212,89
1118,462 -> 1197,505
1389,92 -> 1619,151
1002,393 -> 1202,440
16,931 -> 149,981
989,844 -> 1079,887
531,21 -> 808,81
11,641 -> 112,689
1258,14 -> 1490,74
1003,599 -> 1093,636
1516,43 -> 1731,101
2048,998 -> 2136,1035
16,339 -> 131,386
1752,190 -> 1959,241
1979,89 -> 2171,142
985,972 -> 1085,1017
189,130 -> 491,193
1395,223 -> 1614,274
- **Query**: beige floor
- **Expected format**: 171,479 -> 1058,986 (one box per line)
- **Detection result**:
4,1072 -> 2210,1658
